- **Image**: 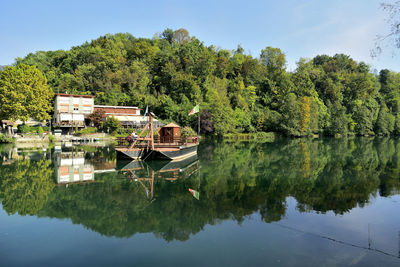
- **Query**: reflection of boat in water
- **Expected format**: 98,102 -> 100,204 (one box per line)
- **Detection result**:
120,155 -> 199,201
115,113 -> 199,160
144,154 -> 199,172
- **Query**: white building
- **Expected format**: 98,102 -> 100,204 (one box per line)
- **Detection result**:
52,93 -> 95,133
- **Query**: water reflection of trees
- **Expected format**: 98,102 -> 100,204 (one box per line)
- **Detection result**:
1,138 -> 400,241
0,159 -> 54,215
200,138 -> 384,220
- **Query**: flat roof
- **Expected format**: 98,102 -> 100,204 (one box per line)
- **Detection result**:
55,93 -> 95,98
94,105 -> 141,110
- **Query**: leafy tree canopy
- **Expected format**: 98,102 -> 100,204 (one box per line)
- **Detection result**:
11,29 -> 400,136
0,64 -> 54,122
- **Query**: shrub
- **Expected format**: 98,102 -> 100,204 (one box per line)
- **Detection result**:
17,125 -> 50,133
75,127 -> 97,136
103,116 -> 121,134
0,133 -> 14,143
48,134 -> 55,143
88,109 -> 106,128
117,127 -> 136,135
18,124 -> 32,133
181,126 -> 197,137
255,132 -> 275,139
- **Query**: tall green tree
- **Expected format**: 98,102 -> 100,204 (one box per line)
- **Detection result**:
0,64 -> 54,122
260,46 -> 286,79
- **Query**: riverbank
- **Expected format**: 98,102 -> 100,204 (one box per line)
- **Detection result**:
0,132 -> 116,144
222,132 -> 276,141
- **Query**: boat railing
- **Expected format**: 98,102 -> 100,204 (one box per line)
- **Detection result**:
154,136 -> 199,145
116,136 -> 199,147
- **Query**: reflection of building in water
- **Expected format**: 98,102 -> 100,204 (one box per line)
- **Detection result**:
55,150 -> 118,184
56,152 -> 94,184
1,147 -> 49,165
53,147 -> 116,184
1,147 -> 20,165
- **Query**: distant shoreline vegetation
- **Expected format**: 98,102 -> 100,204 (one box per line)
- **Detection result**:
2,28 -> 400,137
223,132 -> 276,141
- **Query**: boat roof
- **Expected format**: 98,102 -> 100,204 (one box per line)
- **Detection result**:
162,123 -> 181,128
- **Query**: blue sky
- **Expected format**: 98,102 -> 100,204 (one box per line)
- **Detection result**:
0,0 -> 398,72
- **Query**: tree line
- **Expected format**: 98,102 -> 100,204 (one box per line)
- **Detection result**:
2,28 -> 400,136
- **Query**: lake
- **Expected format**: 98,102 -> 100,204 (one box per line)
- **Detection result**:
0,138 -> 400,266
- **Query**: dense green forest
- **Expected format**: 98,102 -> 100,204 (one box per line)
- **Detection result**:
1,138 -> 400,240
11,29 -> 400,136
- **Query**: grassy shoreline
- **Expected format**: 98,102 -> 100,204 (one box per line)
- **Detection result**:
222,132 -> 276,141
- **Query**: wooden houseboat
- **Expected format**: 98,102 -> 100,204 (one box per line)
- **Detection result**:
115,113 -> 199,160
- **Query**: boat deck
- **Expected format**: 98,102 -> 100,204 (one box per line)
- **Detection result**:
115,137 -> 198,160
115,136 -> 198,149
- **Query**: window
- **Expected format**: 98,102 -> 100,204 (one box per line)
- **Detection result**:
83,106 -> 92,113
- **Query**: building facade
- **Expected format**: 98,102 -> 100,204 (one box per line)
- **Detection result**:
52,94 -> 162,133
53,94 -> 95,133
94,105 -> 161,128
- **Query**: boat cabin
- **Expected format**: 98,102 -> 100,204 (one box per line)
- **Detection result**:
158,123 -> 181,143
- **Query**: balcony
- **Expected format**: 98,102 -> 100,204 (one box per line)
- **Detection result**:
53,121 -> 85,128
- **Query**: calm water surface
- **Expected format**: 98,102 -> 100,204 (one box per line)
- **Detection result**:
0,138 -> 400,266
